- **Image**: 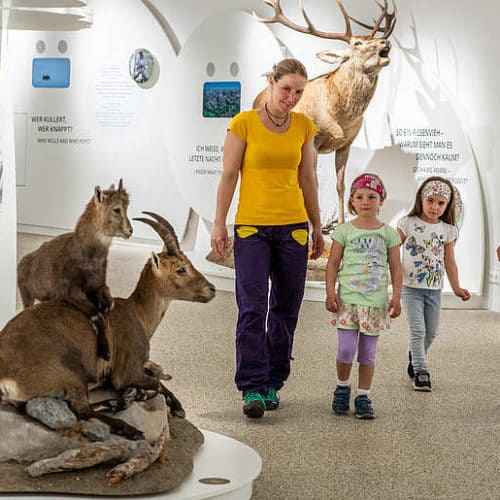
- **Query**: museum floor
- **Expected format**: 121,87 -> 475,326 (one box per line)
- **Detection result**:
15,233 -> 500,500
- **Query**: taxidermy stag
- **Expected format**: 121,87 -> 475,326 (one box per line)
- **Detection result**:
0,212 -> 215,440
17,179 -> 132,360
254,0 -> 397,224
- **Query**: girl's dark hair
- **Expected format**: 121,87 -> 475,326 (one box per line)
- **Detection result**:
265,58 -> 308,81
408,176 -> 456,225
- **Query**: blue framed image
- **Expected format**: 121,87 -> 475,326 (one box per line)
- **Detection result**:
202,81 -> 241,118
32,58 -> 71,88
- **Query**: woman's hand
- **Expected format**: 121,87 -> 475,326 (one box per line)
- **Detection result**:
309,226 -> 325,260
211,224 -> 229,258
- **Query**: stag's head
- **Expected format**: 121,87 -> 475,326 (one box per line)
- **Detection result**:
256,0 -> 396,75
94,178 -> 133,239
133,212 -> 216,304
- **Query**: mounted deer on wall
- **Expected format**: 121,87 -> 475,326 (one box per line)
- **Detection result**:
254,0 -> 397,224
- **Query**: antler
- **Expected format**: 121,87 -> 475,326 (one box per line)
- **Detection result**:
254,0 -> 353,42
133,212 -> 180,256
347,0 -> 397,39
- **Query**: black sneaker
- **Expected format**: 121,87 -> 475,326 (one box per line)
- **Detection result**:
413,371 -> 432,392
332,385 -> 351,415
354,394 -> 375,419
407,351 -> 415,379
264,388 -> 280,411
242,392 -> 266,418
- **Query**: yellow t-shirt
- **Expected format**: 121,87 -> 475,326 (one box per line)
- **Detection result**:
228,110 -> 317,226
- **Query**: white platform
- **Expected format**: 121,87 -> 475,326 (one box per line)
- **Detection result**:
0,430 -> 262,500
187,250 -> 483,308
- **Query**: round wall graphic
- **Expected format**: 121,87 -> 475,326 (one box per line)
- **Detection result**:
129,48 -> 158,88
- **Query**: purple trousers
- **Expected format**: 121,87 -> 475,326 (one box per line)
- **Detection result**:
233,223 -> 308,394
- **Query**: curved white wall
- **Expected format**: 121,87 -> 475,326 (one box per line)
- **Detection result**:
2,0 -> 500,315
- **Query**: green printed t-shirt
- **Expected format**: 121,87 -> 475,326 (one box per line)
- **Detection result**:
332,222 -> 401,308
228,110 -> 317,226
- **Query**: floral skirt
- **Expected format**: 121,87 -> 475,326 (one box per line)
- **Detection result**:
331,303 -> 393,336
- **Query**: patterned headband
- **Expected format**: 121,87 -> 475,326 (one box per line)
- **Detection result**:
350,174 -> 386,199
420,180 -> 452,202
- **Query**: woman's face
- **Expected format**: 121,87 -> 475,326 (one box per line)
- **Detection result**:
269,73 -> 306,113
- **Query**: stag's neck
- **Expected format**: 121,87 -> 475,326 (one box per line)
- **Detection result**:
331,64 -> 379,119
129,265 -> 171,341
74,199 -> 112,247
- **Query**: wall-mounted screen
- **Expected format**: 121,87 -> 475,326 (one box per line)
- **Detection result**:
202,81 -> 240,118
32,58 -> 71,88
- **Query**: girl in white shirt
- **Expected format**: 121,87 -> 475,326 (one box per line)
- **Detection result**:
398,176 -> 471,392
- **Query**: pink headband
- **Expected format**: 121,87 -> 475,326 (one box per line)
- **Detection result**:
350,174 -> 386,199
420,180 -> 451,202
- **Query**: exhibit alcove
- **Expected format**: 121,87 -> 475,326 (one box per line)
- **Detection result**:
9,0 -> 191,241
166,10 -> 283,225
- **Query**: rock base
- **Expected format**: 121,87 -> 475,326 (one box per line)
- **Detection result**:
0,415 -> 203,496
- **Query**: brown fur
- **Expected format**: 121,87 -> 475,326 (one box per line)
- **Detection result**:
17,181 -> 132,315
1,214 -> 215,438
254,0 -> 396,223
17,181 -> 133,359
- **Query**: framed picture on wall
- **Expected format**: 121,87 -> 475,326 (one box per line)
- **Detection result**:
202,81 -> 241,118
32,58 -> 71,88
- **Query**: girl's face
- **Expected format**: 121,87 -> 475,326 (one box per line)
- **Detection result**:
421,194 -> 448,223
269,73 -> 306,113
350,188 -> 383,215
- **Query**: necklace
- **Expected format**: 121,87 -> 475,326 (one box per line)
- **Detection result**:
265,103 -> 289,127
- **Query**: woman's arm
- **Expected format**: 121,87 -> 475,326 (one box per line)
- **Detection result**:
298,138 -> 324,259
444,241 -> 471,301
387,245 -> 402,318
325,240 -> 343,312
211,130 -> 245,258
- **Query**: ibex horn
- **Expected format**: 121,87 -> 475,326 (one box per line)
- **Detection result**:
133,212 -> 180,255
118,178 -> 124,192
141,211 -> 180,249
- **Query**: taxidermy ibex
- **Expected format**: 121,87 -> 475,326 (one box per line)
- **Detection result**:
17,179 -> 132,360
254,0 -> 397,224
0,212 -> 216,439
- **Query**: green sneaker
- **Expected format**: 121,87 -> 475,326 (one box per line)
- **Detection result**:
242,392 -> 266,418
264,388 -> 280,411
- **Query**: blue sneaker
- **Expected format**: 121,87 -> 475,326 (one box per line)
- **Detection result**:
354,395 -> 375,419
264,388 -> 280,410
242,392 -> 266,418
332,385 -> 351,415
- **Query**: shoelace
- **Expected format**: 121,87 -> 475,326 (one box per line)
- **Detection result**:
356,397 -> 372,412
244,392 -> 264,403
267,388 -> 279,402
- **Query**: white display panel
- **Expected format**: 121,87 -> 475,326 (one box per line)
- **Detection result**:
167,10 -> 282,223
9,0 -> 191,241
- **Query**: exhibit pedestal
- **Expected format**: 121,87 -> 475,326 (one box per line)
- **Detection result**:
0,430 -> 262,500
187,250 -> 483,308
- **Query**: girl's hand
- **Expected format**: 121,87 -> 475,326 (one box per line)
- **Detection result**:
325,291 -> 340,312
454,288 -> 471,301
387,297 -> 401,318
211,224 -> 229,258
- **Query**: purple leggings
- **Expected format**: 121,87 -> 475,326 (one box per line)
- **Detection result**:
337,329 -> 379,366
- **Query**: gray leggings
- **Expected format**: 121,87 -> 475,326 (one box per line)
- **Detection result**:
337,328 -> 379,366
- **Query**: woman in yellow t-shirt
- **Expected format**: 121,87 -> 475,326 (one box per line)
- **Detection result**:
211,58 -> 324,419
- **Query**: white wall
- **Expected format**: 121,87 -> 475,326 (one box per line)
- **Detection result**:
3,0 -> 500,310
0,23 -> 17,328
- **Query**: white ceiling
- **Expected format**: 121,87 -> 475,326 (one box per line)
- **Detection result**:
1,0 -> 92,30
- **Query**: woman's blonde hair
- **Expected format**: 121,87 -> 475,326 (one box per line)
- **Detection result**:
265,58 -> 308,82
